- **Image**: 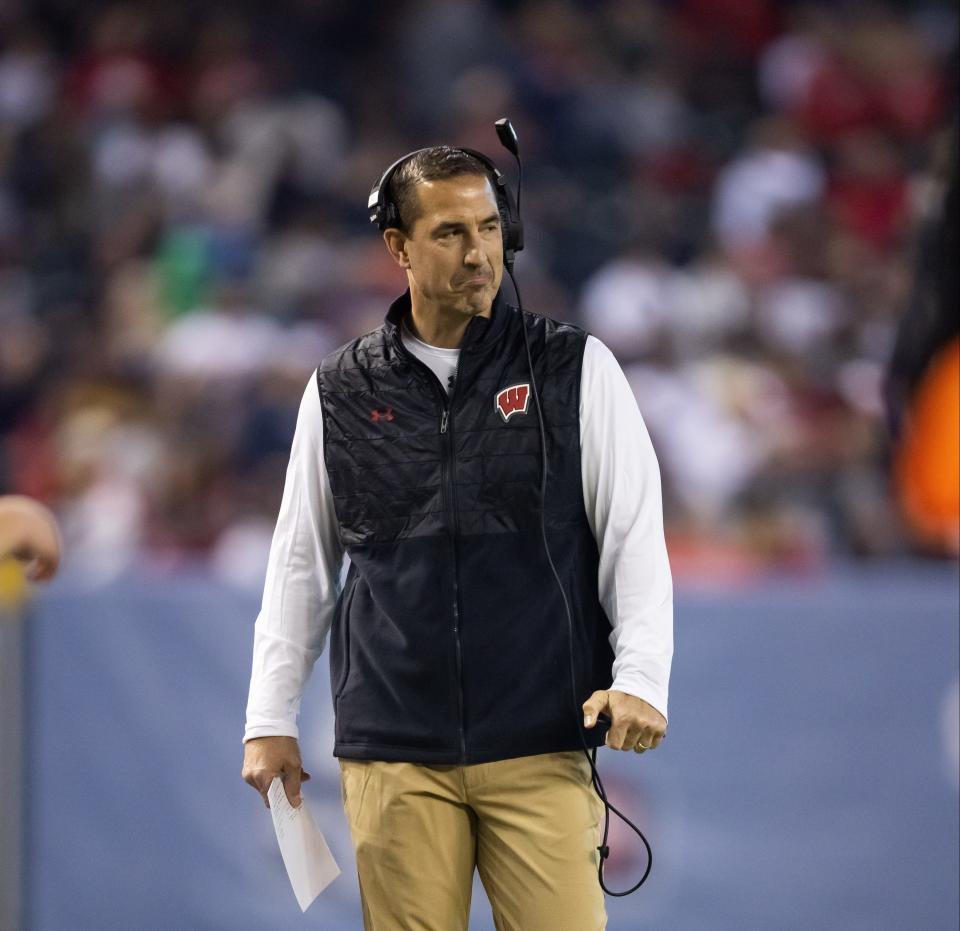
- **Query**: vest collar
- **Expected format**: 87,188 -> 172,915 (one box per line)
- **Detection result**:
384,288 -> 510,354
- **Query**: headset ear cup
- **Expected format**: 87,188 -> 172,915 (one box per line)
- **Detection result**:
501,218 -> 523,256
509,216 -> 524,253
496,201 -> 511,253
369,147 -> 431,233
494,179 -> 523,257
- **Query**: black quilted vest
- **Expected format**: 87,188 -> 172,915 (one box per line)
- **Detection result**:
317,289 -> 614,764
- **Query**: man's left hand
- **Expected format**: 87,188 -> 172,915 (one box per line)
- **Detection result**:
582,689 -> 667,754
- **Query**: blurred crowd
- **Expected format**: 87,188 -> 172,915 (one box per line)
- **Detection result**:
0,0 -> 956,585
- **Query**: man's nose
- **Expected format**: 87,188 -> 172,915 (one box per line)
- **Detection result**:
463,231 -> 485,265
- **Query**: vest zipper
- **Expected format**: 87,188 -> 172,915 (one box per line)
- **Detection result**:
445,366 -> 467,764
395,337 -> 467,763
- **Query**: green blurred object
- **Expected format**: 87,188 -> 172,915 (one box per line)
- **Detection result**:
155,227 -> 210,318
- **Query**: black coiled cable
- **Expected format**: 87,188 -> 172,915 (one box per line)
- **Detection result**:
509,266 -> 654,896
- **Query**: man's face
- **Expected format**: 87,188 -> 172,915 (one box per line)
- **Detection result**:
389,174 -> 504,318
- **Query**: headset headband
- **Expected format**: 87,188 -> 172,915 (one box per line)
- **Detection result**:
368,144 -> 524,270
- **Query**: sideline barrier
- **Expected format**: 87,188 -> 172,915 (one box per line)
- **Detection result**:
20,562 -> 960,931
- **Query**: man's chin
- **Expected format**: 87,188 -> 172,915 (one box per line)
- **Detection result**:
460,286 -> 496,314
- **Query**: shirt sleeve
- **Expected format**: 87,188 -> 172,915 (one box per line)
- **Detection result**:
580,335 -> 674,722
243,372 -> 344,742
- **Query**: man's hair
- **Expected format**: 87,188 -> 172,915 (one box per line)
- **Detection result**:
387,146 -> 496,234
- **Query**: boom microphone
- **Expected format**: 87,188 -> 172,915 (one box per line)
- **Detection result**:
496,117 -> 652,897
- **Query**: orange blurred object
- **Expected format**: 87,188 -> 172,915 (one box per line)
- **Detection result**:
894,336 -> 960,555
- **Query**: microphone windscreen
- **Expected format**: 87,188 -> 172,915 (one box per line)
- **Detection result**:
494,118 -> 519,156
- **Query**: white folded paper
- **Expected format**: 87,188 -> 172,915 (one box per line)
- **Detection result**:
268,776 -> 341,911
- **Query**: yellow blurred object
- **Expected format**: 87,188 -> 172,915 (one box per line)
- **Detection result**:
894,336 -> 960,556
0,557 -> 30,614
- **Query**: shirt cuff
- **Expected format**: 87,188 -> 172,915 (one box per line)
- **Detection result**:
243,721 -> 300,743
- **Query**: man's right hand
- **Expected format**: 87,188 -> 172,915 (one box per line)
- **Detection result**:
242,736 -> 311,809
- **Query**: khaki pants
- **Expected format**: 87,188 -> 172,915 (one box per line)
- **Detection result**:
338,749 -> 607,931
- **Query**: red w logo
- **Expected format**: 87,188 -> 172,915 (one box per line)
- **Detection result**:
495,383 -> 530,422
370,407 -> 394,422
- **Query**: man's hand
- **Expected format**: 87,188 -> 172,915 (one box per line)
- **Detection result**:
0,495 -> 61,581
582,689 -> 667,754
242,736 -> 311,808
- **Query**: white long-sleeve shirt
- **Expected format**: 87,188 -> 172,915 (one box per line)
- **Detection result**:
244,325 -> 673,743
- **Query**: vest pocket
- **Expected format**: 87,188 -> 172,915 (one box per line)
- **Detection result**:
333,572 -> 361,702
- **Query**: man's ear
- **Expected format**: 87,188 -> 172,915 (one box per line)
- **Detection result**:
384,229 -> 411,269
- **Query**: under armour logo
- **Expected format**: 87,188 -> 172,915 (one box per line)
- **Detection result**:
494,383 -> 530,422
370,407 -> 394,422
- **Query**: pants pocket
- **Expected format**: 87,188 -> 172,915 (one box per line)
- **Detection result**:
339,759 -> 374,824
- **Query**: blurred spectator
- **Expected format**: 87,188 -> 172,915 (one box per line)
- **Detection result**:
711,116 -> 825,260
153,278 -> 283,380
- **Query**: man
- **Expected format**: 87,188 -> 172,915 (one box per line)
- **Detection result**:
242,146 -> 673,930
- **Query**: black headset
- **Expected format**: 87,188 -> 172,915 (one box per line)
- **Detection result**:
367,125 -> 524,271
369,119 -> 653,897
